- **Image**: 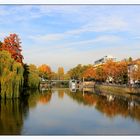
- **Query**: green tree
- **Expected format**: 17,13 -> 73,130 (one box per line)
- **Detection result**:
67,64 -> 88,80
28,64 -> 40,89
0,41 -> 2,49
0,50 -> 24,99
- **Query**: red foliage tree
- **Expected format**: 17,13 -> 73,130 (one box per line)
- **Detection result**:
2,34 -> 23,63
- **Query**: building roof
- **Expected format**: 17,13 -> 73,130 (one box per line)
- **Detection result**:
128,58 -> 140,66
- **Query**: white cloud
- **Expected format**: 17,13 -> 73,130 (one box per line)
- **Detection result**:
1,5 -> 140,72
67,16 -> 128,35
29,33 -> 64,42
68,35 -> 121,45
29,34 -> 121,49
29,16 -> 126,43
23,34 -> 123,71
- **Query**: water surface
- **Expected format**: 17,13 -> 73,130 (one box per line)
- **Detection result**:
0,88 -> 140,135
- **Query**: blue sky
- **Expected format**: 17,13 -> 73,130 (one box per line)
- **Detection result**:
0,5 -> 140,72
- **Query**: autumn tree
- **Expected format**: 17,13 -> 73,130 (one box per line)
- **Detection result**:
63,73 -> 70,80
103,60 -> 118,83
51,72 -> 58,80
68,64 -> 88,80
0,41 -> 2,49
0,50 -> 24,98
128,57 -> 133,62
28,64 -> 40,89
95,66 -> 106,82
1,34 -> 23,63
116,61 -> 128,84
57,67 -> 64,80
83,65 -> 96,80
38,64 -> 52,80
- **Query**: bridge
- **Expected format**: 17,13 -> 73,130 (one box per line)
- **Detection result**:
40,80 -> 95,89
40,79 -> 70,89
41,80 -> 69,82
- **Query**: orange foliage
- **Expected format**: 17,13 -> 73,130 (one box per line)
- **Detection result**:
39,94 -> 52,104
38,64 -> 52,79
83,66 -> 96,78
1,34 -> 23,63
57,67 -> 64,80
103,60 -> 118,80
38,64 -> 51,74
82,60 -> 128,83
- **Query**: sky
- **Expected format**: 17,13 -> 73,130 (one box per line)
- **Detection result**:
0,5 -> 140,72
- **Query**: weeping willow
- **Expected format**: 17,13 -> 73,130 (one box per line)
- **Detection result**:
0,50 -> 24,99
28,64 -> 40,89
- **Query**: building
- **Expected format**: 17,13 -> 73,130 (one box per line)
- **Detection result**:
94,55 -> 116,67
128,59 -> 140,85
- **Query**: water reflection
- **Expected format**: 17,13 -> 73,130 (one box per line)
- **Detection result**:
27,90 -> 52,107
0,99 -> 28,135
0,89 -> 52,135
0,88 -> 140,135
67,87 -> 140,122
58,90 -> 64,99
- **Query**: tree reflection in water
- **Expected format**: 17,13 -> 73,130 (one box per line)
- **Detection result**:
0,99 -> 29,135
0,89 -> 52,135
27,89 -> 52,107
66,88 -> 140,122
0,88 -> 140,135
39,92 -> 52,104
58,90 -> 65,99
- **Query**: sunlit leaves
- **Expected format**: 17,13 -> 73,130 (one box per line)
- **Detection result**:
28,64 -> 40,89
0,50 -> 24,99
38,64 -> 52,80
1,34 -> 23,64
57,67 -> 64,80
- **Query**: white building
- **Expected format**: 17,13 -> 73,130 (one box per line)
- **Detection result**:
128,59 -> 140,85
94,55 -> 116,67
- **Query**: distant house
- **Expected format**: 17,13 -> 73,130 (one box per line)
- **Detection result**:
128,59 -> 140,85
93,55 -> 116,83
94,55 -> 116,67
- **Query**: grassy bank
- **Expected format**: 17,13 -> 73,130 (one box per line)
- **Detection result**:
95,84 -> 140,95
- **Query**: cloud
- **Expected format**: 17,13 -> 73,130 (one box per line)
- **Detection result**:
23,34 -> 122,71
29,34 -> 121,49
29,16 -> 126,43
67,16 -> 128,35
0,5 -> 140,72
68,35 -> 121,45
29,33 -> 64,42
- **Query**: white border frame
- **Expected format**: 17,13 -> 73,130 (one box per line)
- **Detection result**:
0,1 -> 140,140
0,0 -> 140,4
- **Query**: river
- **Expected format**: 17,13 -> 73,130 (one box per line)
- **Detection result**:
0,88 -> 140,135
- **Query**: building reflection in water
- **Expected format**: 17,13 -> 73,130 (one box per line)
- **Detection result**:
67,87 -> 140,122
0,87 -> 140,135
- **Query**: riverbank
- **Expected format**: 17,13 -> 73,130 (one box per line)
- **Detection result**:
94,84 -> 140,95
